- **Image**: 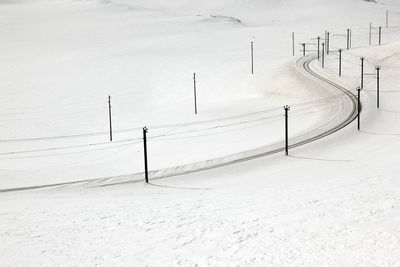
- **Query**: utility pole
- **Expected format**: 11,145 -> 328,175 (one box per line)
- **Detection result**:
347,29 -> 350,50
292,32 -> 295,56
360,57 -> 365,89
193,72 -> 197,115
369,22 -> 372,45
317,36 -> 320,60
386,10 -> 389,28
357,87 -> 361,131
302,43 -> 306,56
108,95 -> 112,142
322,43 -> 325,68
338,49 -> 342,77
376,66 -> 381,108
379,26 -> 382,45
143,127 -> 149,183
251,41 -> 254,74
284,105 -> 290,156
326,32 -> 330,54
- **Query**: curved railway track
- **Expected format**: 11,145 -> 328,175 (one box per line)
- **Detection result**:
0,55 -> 359,193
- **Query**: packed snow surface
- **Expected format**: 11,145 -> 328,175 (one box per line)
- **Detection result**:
1,0 -> 400,265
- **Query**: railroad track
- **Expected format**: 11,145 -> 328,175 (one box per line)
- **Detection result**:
0,55 -> 358,193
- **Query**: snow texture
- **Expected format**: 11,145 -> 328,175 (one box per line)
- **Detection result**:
1,0 -> 400,266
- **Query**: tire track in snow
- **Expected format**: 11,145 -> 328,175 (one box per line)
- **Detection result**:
0,55 -> 358,193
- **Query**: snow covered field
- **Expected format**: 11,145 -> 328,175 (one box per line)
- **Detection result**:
1,0 -> 400,265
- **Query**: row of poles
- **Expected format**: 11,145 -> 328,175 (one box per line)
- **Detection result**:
138,38 -> 291,182
140,103 -> 291,183
296,25 -> 382,63
298,31 -> 385,131
292,23 -> 386,130
132,38 -> 384,183
109,11 -> 391,183
108,19 -> 387,142
294,8 -> 390,61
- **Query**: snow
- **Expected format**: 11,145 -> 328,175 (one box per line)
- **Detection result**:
0,0 -> 351,188
1,0 -> 400,265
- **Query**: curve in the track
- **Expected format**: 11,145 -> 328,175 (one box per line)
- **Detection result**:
0,55 -> 359,193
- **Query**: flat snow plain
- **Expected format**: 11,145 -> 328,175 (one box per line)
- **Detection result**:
1,0 -> 400,265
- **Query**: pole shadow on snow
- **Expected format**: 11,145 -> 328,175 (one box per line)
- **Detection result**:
148,182 -> 211,191
360,130 -> 400,136
379,108 -> 400,114
288,155 -> 352,162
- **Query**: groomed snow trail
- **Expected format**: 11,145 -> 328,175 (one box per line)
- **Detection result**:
0,55 -> 358,193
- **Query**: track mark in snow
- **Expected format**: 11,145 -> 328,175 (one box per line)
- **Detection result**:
0,55 -> 358,193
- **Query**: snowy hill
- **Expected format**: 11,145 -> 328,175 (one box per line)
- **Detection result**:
1,0 -> 400,265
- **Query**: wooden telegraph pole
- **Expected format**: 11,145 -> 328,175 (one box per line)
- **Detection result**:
326,31 -> 330,54
357,87 -> 361,131
386,10 -> 389,28
143,127 -> 149,183
347,29 -> 351,49
108,95 -> 112,141
284,105 -> 290,156
369,23 -> 372,45
292,32 -> 295,56
251,41 -> 254,74
376,66 -> 381,109
379,26 -> 382,45
338,49 -> 342,77
361,57 -> 365,89
193,72 -> 197,115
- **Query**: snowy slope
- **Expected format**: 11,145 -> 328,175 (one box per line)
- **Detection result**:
1,0 -> 400,265
0,0 -> 397,188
